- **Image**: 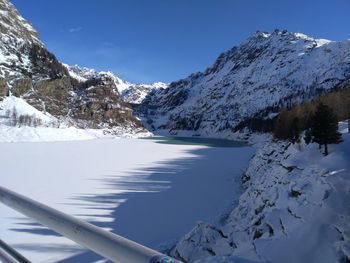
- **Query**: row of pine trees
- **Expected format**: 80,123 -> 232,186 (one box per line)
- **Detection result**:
273,86 -> 350,155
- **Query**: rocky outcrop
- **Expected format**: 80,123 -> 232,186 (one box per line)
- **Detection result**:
25,76 -> 78,116
0,78 -> 8,97
72,73 -> 141,128
12,77 -> 32,96
28,44 -> 69,80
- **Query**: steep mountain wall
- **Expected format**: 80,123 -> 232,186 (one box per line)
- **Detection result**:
140,30 -> 350,136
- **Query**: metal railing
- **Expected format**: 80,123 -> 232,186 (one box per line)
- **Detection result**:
0,186 -> 181,263
0,239 -> 30,263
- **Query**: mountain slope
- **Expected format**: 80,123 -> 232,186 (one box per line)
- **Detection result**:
0,0 -> 144,134
0,0 -> 67,84
140,30 -> 350,136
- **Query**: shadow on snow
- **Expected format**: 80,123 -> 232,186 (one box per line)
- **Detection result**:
10,143 -> 254,263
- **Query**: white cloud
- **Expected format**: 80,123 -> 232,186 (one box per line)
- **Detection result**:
68,26 -> 83,33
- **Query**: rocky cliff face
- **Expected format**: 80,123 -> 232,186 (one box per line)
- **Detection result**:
71,72 -> 141,128
0,0 -> 143,131
0,0 -> 68,82
140,30 -> 350,136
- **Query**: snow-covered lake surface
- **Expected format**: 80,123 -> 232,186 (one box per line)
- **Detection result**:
0,137 -> 254,262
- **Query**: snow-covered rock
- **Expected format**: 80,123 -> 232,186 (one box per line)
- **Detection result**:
121,82 -> 168,104
65,64 -> 168,104
172,125 -> 350,263
0,0 -> 68,82
0,95 -> 151,141
140,30 -> 350,136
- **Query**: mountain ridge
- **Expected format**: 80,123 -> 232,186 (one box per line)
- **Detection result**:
64,64 -> 168,104
139,29 -> 350,137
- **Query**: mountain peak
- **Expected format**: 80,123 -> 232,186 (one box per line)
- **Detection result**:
246,29 -> 332,48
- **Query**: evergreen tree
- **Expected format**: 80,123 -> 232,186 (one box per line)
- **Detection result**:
304,128 -> 312,145
290,117 -> 301,144
311,103 -> 342,155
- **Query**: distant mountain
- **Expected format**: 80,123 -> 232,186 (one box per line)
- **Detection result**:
0,0 -> 144,133
140,30 -> 350,137
65,64 -> 168,104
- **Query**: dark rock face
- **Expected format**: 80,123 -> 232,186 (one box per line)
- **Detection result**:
25,77 -> 78,116
12,77 -> 32,97
28,44 -> 69,80
0,78 -> 8,97
72,73 -> 141,128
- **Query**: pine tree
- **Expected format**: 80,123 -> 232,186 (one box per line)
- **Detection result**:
304,128 -> 312,145
290,117 -> 301,144
311,103 -> 343,155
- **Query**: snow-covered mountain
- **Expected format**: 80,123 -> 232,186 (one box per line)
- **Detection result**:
0,0 -> 145,134
120,82 -> 167,104
140,30 -> 350,136
2,0 -> 350,138
65,64 -> 168,104
0,0 -> 68,85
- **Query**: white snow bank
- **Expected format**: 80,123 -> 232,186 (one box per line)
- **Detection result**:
0,96 -> 55,125
0,96 -> 151,142
0,125 -> 102,142
173,124 -> 350,263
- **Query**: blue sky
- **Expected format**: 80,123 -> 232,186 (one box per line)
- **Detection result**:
12,0 -> 350,84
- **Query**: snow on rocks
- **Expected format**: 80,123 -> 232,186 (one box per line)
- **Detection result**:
172,128 -> 350,263
64,64 -> 168,104
0,95 -> 152,142
141,30 -> 350,136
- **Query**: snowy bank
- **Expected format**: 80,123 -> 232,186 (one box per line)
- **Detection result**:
172,122 -> 350,263
0,96 -> 152,142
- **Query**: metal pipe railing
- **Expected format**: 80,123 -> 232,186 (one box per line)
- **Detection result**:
0,248 -> 19,263
0,186 -> 181,263
0,239 -> 31,263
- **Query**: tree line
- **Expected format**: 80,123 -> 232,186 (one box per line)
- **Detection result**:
6,108 -> 43,127
273,86 -> 350,155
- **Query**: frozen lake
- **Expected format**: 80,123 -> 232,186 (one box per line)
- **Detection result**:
0,137 -> 254,262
